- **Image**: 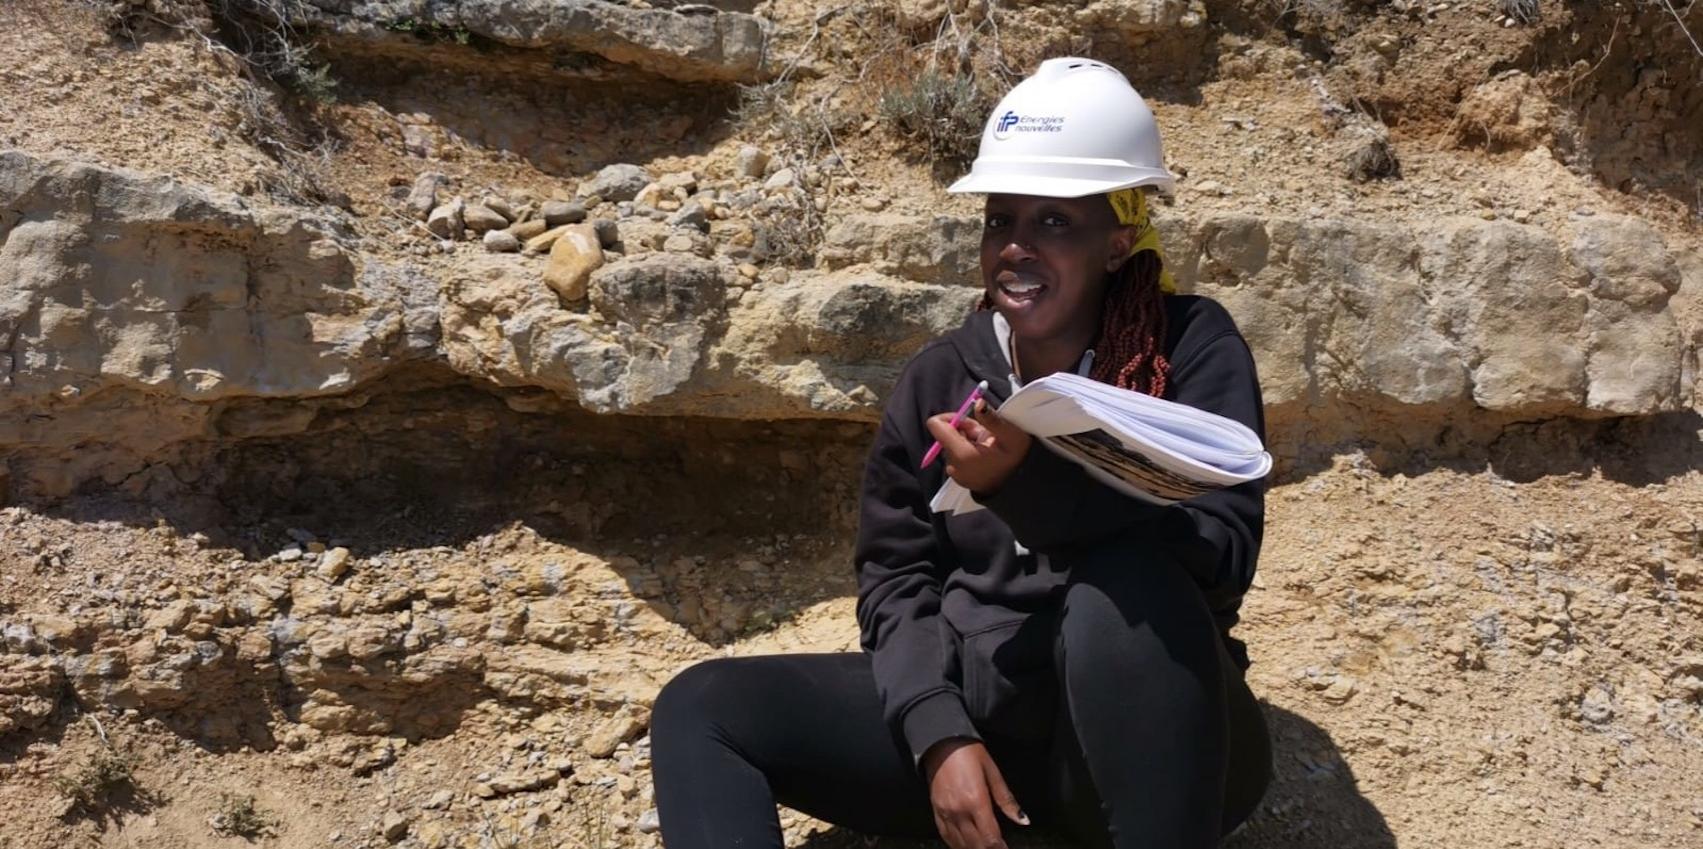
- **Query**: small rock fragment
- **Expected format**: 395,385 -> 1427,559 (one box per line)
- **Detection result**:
659,170 -> 698,194
481,195 -> 515,221
381,811 -> 411,842
426,198 -> 466,239
317,547 -> 352,582
666,201 -> 708,232
415,820 -> 449,849
541,200 -> 587,227
735,145 -> 769,179
637,809 -> 661,834
524,224 -> 574,254
407,172 -> 447,220
1322,676 -> 1358,704
586,164 -> 652,202
763,168 -> 796,192
1346,133 -> 1401,182
662,231 -> 712,257
509,220 -> 549,242
544,223 -> 604,301
487,770 -> 561,795
592,218 -> 620,248
463,203 -> 509,233
483,229 -> 521,253
585,712 -> 646,759
633,183 -> 666,209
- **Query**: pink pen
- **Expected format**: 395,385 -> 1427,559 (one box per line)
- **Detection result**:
920,380 -> 989,469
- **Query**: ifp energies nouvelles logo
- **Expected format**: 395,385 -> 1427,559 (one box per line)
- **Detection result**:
991,111 -> 1065,140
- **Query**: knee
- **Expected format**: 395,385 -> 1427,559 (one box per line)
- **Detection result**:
652,657 -> 747,745
1055,549 -> 1219,672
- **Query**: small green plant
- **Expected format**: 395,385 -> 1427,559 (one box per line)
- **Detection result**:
53,746 -> 138,817
291,62 -> 338,103
877,70 -> 994,170
385,16 -> 473,45
211,793 -> 282,840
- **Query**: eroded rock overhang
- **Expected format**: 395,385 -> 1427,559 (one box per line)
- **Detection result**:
290,0 -> 771,83
3,150 -> 1701,497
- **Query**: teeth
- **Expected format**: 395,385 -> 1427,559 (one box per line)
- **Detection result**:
1003,281 -> 1041,294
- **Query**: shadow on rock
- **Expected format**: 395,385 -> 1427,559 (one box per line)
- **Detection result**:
1221,704 -> 1395,849
1272,408 -> 1703,490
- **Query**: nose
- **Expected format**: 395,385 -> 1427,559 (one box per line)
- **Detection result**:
998,232 -> 1037,264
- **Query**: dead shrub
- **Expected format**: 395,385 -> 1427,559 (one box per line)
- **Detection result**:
210,792 -> 283,840
877,69 -> 995,170
104,0 -> 344,206
53,745 -> 140,818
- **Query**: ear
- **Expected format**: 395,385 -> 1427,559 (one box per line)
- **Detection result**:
1105,226 -> 1137,272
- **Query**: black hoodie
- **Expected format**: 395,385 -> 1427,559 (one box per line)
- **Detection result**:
853,295 -> 1266,764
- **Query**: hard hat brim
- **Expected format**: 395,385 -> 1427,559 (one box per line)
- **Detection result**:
946,169 -> 1175,197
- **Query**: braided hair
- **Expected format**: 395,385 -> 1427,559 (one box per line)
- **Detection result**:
978,248 -> 1171,397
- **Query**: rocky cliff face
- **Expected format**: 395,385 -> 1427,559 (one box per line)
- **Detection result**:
1,2 -> 1701,849
3,148 -> 1698,497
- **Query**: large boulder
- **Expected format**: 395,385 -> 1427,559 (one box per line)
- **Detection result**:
1165,212 -> 1691,421
0,151 -> 438,495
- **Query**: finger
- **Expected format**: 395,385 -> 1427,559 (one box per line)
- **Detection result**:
982,759 -> 1029,826
970,799 -> 1010,849
956,416 -> 995,446
933,813 -> 956,849
974,399 -> 1023,441
926,414 -> 979,462
940,812 -> 971,849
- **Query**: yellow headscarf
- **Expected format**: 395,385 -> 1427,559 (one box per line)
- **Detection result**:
1105,187 -> 1177,295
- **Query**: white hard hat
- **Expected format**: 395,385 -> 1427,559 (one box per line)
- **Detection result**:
948,57 -> 1175,197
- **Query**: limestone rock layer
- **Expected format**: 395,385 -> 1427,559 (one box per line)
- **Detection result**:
2,150 -> 1700,496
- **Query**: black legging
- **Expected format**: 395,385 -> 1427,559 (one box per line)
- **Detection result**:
651,547 -> 1271,848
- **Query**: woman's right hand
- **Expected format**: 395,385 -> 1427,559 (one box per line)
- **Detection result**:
921,738 -> 1029,849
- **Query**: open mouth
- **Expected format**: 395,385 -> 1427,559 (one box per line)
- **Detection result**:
996,270 -> 1046,302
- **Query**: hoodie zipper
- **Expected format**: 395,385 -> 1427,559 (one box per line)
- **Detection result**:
991,313 -> 1094,560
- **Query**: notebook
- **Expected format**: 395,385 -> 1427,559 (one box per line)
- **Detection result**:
930,371 -> 1272,515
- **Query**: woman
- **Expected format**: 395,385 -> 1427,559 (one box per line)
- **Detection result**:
652,58 -> 1271,849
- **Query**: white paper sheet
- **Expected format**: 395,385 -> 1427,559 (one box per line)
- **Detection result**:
930,372 -> 1271,516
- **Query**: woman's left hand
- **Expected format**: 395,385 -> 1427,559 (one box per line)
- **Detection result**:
926,401 -> 1032,494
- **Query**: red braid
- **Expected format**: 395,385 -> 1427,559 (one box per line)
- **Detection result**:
975,250 -> 1170,396
1091,251 -> 1170,396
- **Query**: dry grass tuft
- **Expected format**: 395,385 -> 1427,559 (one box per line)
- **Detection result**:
53,744 -> 139,818
210,792 -> 283,840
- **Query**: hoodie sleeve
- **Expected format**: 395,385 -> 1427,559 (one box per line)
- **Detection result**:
976,331 -> 1266,602
855,372 -> 981,765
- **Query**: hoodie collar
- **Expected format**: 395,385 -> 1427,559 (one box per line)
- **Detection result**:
947,310 -> 1096,402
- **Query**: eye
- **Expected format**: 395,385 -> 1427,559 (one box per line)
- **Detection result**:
983,213 -> 1010,229
1042,213 -> 1070,227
